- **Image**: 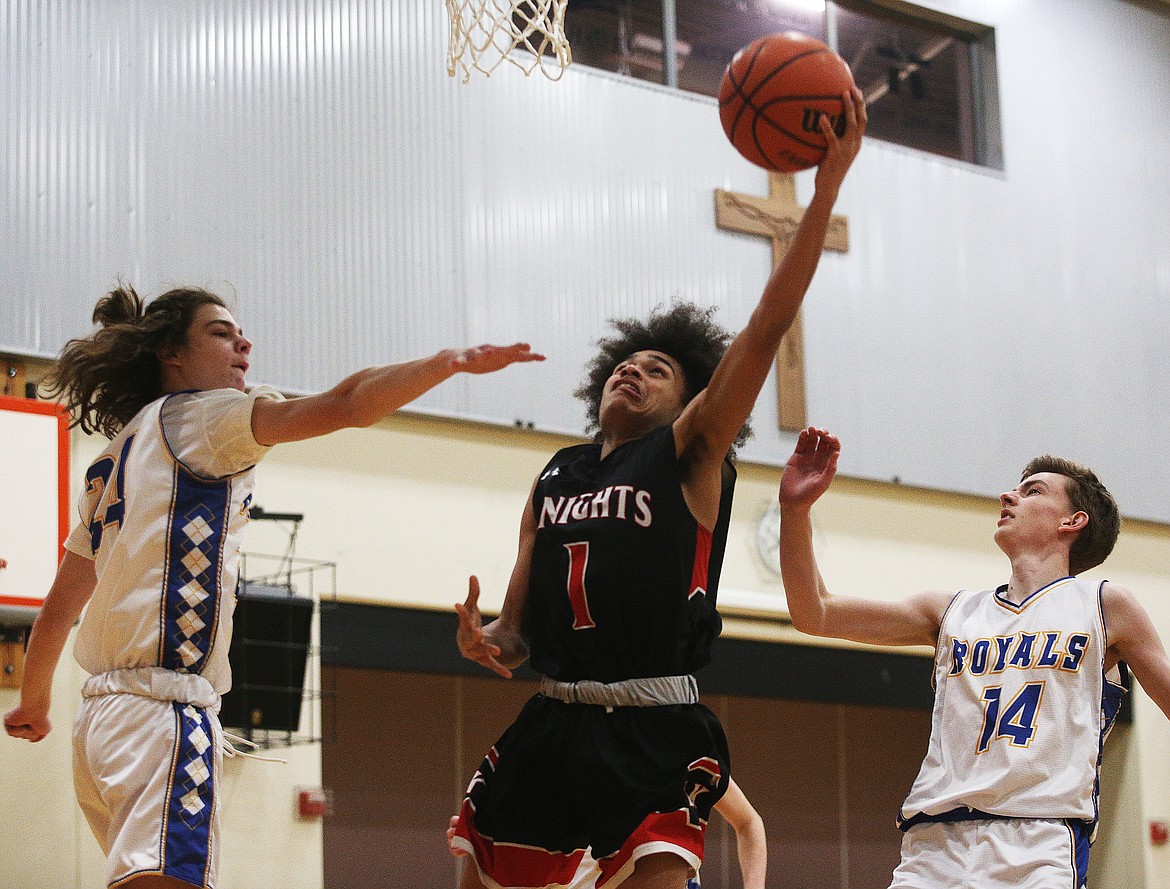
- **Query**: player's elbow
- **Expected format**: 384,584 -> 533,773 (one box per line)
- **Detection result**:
787,609 -> 829,637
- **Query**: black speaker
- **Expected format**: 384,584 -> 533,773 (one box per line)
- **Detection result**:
219,583 -> 313,733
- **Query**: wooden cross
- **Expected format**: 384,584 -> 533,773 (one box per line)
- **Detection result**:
714,173 -> 849,431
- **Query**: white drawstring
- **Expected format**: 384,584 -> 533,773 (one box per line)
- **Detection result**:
221,730 -> 288,764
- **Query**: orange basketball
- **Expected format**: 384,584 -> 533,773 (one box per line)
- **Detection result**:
719,32 -> 856,173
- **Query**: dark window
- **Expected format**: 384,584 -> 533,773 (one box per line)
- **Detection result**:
835,3 -> 994,165
565,0 -> 668,86
672,0 -> 827,97
559,0 -> 1000,168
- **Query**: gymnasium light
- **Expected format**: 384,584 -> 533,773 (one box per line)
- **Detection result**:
767,0 -> 827,13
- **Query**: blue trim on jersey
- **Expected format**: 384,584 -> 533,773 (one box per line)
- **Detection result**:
993,576 -> 1074,612
1090,662 -> 1129,837
161,470 -> 231,674
163,703 -> 215,886
929,590 -> 965,691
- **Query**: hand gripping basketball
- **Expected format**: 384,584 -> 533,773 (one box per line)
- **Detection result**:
719,31 -> 858,173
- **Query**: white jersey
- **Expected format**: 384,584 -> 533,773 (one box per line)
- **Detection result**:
66,386 -> 282,695
899,577 -> 1119,827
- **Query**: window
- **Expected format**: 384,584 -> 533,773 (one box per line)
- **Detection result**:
561,0 -> 1001,168
833,2 -> 999,166
565,0 -> 668,87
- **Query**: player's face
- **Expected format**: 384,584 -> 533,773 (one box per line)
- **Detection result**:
598,350 -> 688,434
163,303 -> 252,393
994,472 -> 1078,554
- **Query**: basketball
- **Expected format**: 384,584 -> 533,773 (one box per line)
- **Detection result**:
719,32 -> 856,173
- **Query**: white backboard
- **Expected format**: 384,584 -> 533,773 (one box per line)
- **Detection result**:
0,396 -> 69,623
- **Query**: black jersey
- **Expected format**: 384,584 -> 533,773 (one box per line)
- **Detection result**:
525,424 -> 736,683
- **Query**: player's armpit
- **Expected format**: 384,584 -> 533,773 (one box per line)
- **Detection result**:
1103,582 -> 1170,720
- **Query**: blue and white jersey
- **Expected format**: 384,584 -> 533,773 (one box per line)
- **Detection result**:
899,577 -> 1121,827
66,386 -> 282,694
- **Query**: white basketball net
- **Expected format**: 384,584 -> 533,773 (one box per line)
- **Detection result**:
445,0 -> 572,81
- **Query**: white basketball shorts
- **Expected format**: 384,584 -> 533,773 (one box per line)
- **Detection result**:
73,668 -> 223,888
889,817 -> 1090,889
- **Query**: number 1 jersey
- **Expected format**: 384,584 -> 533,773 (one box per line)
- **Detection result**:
524,424 -> 736,684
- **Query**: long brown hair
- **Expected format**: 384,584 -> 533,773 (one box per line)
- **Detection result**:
42,282 -> 228,438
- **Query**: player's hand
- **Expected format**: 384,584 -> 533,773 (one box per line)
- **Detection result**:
779,427 -> 840,510
816,86 -> 866,192
448,343 -> 545,375
3,703 -> 52,742
456,577 -> 513,679
446,815 -> 470,858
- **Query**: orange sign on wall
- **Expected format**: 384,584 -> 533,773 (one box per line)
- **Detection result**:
0,395 -> 70,617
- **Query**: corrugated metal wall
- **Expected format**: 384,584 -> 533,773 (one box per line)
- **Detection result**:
3,0 -> 1169,521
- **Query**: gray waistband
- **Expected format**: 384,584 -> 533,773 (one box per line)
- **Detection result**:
81,667 -> 220,710
539,674 -> 698,707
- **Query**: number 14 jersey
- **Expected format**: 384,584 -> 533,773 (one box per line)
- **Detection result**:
899,577 -> 1123,827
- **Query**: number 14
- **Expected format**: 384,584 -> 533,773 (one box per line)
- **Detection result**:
977,682 -> 1045,753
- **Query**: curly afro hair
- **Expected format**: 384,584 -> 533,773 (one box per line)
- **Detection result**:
573,301 -> 752,454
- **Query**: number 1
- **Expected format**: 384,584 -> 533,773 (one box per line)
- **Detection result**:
564,541 -> 596,630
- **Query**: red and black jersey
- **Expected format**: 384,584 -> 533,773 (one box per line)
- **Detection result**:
524,424 -> 736,683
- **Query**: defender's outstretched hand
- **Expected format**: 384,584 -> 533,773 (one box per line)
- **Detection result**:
816,86 -> 866,193
448,343 -> 545,375
779,427 -> 841,510
456,576 -> 512,679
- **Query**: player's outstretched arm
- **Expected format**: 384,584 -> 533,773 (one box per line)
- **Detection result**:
779,427 -> 948,647
1103,582 -> 1170,720
251,343 -> 544,446
3,551 -> 97,742
455,484 -> 538,679
674,88 -> 865,472
715,778 -> 767,889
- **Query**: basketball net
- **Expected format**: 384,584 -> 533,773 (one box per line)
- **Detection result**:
444,0 -> 572,81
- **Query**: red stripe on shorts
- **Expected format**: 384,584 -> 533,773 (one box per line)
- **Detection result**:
596,809 -> 704,888
455,799 -> 588,888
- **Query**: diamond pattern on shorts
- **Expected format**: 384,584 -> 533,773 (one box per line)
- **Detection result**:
185,758 -> 210,786
180,789 -> 206,817
189,725 -> 211,756
174,705 -> 213,826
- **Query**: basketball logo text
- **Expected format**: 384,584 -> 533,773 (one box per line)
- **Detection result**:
802,108 -> 846,137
